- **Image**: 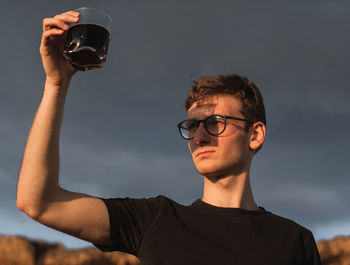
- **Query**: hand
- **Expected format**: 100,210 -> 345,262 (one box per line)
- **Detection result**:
40,11 -> 80,87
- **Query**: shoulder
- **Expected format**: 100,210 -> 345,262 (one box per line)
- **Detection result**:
262,209 -> 313,237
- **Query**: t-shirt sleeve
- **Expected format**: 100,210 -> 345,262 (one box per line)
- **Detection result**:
303,229 -> 323,265
93,196 -> 163,256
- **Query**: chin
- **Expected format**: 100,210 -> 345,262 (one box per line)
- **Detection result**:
195,161 -> 245,179
195,164 -> 225,179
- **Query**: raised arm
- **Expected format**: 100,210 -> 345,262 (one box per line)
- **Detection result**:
16,11 -> 110,247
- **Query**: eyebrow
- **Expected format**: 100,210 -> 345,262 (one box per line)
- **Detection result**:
187,113 -> 224,120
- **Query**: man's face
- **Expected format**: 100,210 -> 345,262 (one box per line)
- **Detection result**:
187,94 -> 254,179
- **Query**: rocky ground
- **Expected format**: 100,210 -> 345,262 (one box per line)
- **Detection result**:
1,235 -> 349,265
318,236 -> 350,265
0,235 -> 139,265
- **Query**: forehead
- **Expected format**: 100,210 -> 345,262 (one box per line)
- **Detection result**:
187,95 -> 242,119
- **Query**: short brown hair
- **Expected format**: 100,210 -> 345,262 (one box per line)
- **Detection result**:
184,74 -> 266,126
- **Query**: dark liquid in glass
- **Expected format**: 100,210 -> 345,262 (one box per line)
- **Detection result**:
63,23 -> 110,71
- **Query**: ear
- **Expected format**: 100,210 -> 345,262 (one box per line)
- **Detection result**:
249,122 -> 266,151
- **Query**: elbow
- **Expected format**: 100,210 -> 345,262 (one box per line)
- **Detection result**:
16,197 -> 41,220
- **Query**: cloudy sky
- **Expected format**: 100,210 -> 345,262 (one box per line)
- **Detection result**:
1,0 -> 349,249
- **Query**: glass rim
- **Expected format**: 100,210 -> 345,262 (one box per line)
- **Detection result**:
74,7 -> 112,24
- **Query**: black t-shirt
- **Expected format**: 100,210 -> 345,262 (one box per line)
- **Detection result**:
94,195 -> 322,265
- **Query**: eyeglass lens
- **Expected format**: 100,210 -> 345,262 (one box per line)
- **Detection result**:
180,115 -> 226,139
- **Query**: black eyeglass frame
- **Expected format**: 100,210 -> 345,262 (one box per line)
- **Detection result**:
177,114 -> 252,140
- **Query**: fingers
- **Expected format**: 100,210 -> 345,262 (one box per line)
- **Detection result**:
41,11 -> 80,49
42,11 -> 80,32
61,10 -> 80,17
53,11 -> 80,23
42,28 -> 65,39
43,18 -> 69,32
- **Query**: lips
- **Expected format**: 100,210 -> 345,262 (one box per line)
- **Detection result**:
196,151 -> 214,157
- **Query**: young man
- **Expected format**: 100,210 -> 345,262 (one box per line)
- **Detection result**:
17,11 -> 322,265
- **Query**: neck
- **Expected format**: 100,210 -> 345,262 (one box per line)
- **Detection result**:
201,172 -> 258,211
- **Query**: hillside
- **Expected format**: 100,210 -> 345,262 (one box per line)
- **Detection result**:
1,235 -> 350,265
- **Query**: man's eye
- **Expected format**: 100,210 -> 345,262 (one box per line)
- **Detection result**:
208,119 -> 219,124
186,121 -> 197,130
208,117 -> 224,125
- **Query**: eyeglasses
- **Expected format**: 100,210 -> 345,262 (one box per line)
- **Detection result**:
177,114 -> 251,140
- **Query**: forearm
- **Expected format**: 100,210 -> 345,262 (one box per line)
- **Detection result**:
17,79 -> 70,218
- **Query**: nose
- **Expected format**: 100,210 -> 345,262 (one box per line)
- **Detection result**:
193,122 -> 210,145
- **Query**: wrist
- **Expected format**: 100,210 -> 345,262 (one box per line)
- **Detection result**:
45,76 -> 72,93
